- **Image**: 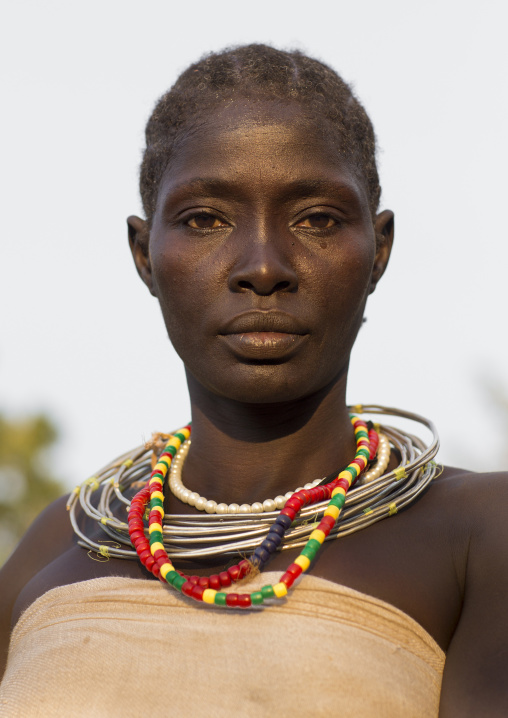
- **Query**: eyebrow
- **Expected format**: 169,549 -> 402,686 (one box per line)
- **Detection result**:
163,176 -> 362,205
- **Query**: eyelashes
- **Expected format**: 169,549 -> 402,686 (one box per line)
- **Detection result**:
182,210 -> 341,232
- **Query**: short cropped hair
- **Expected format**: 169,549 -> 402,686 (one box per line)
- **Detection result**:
140,44 -> 381,222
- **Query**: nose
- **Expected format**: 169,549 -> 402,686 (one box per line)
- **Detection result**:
228,232 -> 298,296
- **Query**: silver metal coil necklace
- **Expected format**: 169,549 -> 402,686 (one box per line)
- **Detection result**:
67,405 -> 440,562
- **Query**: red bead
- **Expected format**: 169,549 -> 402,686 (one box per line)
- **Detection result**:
320,515 -> 335,531
238,559 -> 251,578
191,584 -> 205,601
285,497 -> 303,512
226,593 -> 239,607
336,478 -> 349,491
237,594 -> 251,608
128,518 -> 144,530
198,577 -> 210,589
286,562 -> 303,579
228,565 -> 241,582
128,529 -> 145,542
156,556 -> 169,569
153,549 -> 167,561
318,521 -> 332,537
138,548 -> 151,564
149,513 -> 163,525
280,572 -> 295,588
281,507 -> 296,521
219,571 -> 231,587
189,575 -> 200,585
151,561 -> 160,576
134,537 -> 149,552
209,574 -> 221,590
181,581 -> 194,597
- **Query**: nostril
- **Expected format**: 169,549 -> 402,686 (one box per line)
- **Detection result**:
238,280 -> 253,289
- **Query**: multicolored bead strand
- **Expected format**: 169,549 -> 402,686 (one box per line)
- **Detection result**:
127,416 -> 378,608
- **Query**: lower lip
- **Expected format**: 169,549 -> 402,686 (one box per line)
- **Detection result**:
220,332 -> 308,359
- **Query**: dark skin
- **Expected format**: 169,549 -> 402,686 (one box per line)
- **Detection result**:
1,100 -> 508,716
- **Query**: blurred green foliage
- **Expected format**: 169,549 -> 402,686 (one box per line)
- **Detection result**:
0,414 -> 65,566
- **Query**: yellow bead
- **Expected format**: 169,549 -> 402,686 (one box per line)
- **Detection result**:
149,523 -> 163,534
155,463 -> 168,476
203,589 -> 217,604
151,490 -> 164,502
273,582 -> 288,598
160,563 -> 173,579
153,505 -> 164,517
150,541 -> 164,553
295,555 -> 311,571
331,487 -> 346,497
180,427 -> 191,440
324,505 -> 340,520
309,529 -> 326,544
149,477 -> 163,486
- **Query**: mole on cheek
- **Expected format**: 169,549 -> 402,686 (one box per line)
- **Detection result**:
319,241 -> 328,250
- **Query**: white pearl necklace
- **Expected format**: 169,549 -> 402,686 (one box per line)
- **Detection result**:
168,439 -> 324,514
167,435 -> 390,514
358,433 -> 391,483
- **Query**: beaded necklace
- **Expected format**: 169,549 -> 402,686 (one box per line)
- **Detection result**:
127,415 -> 376,608
68,406 -> 439,592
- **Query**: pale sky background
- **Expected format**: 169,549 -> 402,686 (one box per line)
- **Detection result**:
1,0 -> 507,489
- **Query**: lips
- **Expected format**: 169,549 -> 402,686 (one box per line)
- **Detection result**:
220,311 -> 308,336
219,311 -> 309,360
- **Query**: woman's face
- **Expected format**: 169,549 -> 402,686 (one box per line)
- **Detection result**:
130,100 -> 393,404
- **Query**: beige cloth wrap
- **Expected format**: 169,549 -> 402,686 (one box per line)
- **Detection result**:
0,573 -> 444,717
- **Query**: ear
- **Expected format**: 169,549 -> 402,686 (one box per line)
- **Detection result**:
127,215 -> 156,296
369,210 -> 394,294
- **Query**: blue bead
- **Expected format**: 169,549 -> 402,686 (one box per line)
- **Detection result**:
265,532 -> 283,549
260,538 -> 279,554
252,546 -> 270,565
269,522 -> 286,538
275,514 -> 292,530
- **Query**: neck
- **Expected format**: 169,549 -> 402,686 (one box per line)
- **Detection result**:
172,369 -> 357,508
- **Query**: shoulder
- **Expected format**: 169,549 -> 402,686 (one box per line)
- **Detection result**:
428,466 -> 508,714
0,494 -> 75,678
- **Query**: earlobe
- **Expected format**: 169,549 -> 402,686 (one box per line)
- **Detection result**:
369,210 -> 394,294
127,215 -> 156,296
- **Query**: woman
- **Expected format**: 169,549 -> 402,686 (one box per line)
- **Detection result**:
1,44 -> 507,717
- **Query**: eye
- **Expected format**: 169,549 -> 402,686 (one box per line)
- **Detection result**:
186,213 -> 228,229
295,213 -> 337,229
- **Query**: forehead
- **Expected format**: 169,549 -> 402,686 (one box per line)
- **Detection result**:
159,99 -> 369,207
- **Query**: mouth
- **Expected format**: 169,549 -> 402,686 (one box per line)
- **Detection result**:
219,311 -> 309,360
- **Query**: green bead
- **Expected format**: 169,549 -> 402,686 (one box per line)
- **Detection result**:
149,531 -> 163,544
173,432 -> 187,443
158,458 -> 171,468
173,575 -> 186,591
261,584 -> 275,599
165,445 -> 177,456
329,494 -> 345,509
214,592 -> 227,606
301,545 -> 318,561
166,570 -> 179,585
251,591 -> 264,605
306,538 -> 321,553
151,497 -> 163,509
358,448 -> 370,458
